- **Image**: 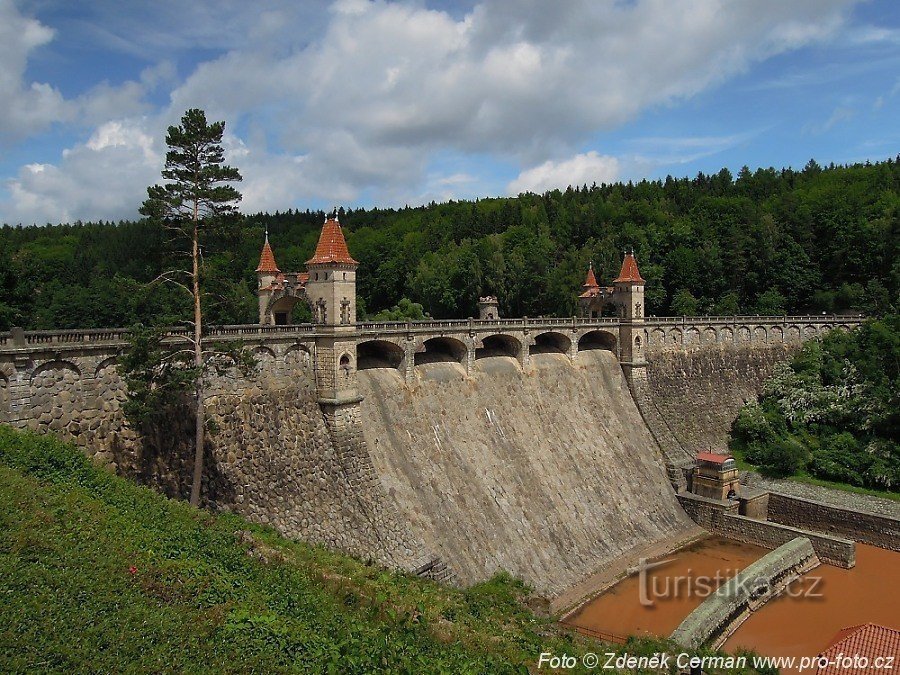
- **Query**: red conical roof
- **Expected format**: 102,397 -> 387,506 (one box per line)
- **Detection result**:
306,216 -> 358,266
256,235 -> 281,274
582,263 -> 599,288
614,251 -> 644,283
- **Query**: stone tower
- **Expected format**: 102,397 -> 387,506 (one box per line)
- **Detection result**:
305,214 -> 360,404
478,296 -> 499,320
614,250 -> 646,368
256,234 -> 281,324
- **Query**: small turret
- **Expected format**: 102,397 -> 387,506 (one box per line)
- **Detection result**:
614,248 -> 646,366
305,212 -> 360,404
256,232 -> 281,324
582,262 -> 599,290
478,296 -> 500,320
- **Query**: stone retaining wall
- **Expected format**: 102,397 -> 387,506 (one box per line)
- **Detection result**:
671,537 -> 820,649
3,348 -> 432,574
767,492 -> 900,552
677,493 -> 855,568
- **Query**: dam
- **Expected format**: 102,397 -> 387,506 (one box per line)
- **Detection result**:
358,349 -> 693,594
0,216 -> 879,640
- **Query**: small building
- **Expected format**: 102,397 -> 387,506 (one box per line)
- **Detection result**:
478,296 -> 500,320
816,623 -> 900,675
577,252 -> 645,322
691,452 -> 740,501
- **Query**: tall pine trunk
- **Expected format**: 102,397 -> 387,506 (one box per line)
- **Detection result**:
189,204 -> 205,507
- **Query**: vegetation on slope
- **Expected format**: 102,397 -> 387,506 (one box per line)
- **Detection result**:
730,315 -> 899,493
0,426 -> 772,674
1,157 -> 898,329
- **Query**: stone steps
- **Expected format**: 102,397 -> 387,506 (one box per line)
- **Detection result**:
413,558 -> 457,585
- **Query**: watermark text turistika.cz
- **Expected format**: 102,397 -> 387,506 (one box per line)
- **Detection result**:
634,556 -> 824,606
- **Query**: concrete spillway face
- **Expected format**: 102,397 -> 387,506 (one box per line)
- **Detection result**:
357,348 -> 695,597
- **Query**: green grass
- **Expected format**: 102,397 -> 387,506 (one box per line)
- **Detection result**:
0,426 -> 772,673
732,446 -> 900,502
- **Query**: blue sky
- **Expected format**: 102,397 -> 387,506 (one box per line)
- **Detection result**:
0,0 -> 898,225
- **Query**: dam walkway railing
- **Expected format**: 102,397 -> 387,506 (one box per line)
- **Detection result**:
0,314 -> 864,352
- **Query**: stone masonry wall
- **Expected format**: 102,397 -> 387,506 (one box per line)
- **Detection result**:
677,493 -> 856,567
3,347 -> 429,573
640,344 -> 796,463
357,350 -> 696,596
766,492 -> 900,552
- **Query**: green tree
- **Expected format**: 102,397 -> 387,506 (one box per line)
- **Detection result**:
671,288 -> 700,316
138,109 -> 243,507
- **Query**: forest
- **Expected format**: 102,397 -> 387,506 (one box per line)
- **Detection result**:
0,156 -> 897,331
730,313 -> 899,492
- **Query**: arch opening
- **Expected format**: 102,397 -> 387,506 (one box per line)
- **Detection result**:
415,337 -> 467,365
577,330 -> 617,352
476,334 -> 521,360
530,331 -> 572,355
269,296 -> 300,325
357,340 -> 404,370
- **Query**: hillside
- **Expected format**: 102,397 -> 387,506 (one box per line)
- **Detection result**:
729,314 -> 899,493
0,425 -> 585,672
0,425 -> 755,673
1,157 -> 897,330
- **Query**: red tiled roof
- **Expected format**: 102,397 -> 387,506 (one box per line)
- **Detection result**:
696,452 -> 731,464
306,216 -> 358,266
256,236 -> 281,274
818,624 -> 900,675
614,252 -> 644,283
583,264 -> 599,289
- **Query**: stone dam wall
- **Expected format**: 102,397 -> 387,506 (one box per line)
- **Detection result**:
6,350 -> 432,573
356,350 -> 695,596
670,537 -> 820,649
636,344 -> 796,467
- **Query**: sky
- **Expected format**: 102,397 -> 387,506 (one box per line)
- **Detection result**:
0,0 -> 898,225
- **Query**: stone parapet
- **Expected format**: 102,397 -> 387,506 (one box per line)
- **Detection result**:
766,492 -> 900,552
670,537 -> 820,649
677,493 -> 856,568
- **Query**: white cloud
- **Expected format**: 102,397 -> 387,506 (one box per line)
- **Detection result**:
2,0 -> 863,223
4,119 -> 162,225
509,151 -> 620,194
0,0 -> 156,141
167,0 -> 857,198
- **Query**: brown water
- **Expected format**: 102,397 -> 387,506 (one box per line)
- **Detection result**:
724,543 -> 900,658
567,536 -> 767,639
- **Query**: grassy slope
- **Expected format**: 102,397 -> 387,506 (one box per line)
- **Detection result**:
0,426 -> 576,673
0,426 -> 770,674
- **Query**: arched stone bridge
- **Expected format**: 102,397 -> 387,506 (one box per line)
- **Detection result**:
0,314 -> 862,425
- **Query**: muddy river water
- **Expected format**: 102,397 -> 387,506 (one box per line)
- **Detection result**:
568,538 -> 900,656
725,543 -> 900,657
567,536 -> 767,639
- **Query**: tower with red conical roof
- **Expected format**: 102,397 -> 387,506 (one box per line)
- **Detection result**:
305,212 -> 360,404
256,233 -> 281,324
614,249 -> 646,368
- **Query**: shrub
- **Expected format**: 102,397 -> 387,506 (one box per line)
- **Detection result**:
758,437 -> 807,477
809,432 -> 864,485
731,403 -> 776,447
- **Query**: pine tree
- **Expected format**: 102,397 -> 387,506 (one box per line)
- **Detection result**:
139,109 -> 243,507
